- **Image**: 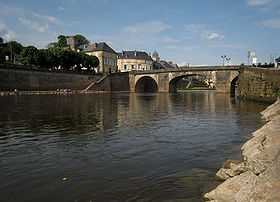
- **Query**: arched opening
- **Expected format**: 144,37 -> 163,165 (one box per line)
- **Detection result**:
135,76 -> 158,93
230,76 -> 239,97
169,74 -> 214,93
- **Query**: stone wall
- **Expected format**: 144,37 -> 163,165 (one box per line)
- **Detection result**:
238,67 -> 280,103
89,72 -> 130,92
0,65 -> 101,91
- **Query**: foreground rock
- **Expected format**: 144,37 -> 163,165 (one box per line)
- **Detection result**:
204,98 -> 280,202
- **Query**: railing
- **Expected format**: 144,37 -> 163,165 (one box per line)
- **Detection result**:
81,75 -> 108,92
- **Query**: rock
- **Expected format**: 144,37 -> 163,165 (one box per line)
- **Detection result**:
205,171 -> 257,202
241,115 -> 280,175
261,98 -> 280,121
216,162 -> 247,181
222,160 -> 241,169
204,100 -> 280,202
216,168 -> 231,180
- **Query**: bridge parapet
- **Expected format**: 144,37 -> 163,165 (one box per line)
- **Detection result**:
129,65 -> 241,75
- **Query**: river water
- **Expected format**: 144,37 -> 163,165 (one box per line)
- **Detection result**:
0,92 -> 267,202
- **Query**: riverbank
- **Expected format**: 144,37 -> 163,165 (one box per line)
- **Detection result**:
204,98 -> 280,202
0,90 -> 116,96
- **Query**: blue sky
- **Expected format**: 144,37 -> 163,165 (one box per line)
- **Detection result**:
0,0 -> 279,65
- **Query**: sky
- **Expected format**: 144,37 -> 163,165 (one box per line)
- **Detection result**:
0,0 -> 279,65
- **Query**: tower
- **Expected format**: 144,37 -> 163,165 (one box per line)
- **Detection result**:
152,51 -> 160,62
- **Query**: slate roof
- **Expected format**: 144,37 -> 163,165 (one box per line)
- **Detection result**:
84,42 -> 117,54
118,51 -> 153,61
153,61 -> 178,70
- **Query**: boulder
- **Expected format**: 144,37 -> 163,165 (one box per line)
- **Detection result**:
204,100 -> 280,202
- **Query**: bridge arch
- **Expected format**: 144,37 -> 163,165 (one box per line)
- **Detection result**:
135,76 -> 158,93
169,74 -> 213,93
230,75 -> 239,97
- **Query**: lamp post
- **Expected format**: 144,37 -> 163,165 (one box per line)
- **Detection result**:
221,55 -> 227,66
226,57 -> 231,66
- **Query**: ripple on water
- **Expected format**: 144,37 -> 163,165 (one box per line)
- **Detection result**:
0,92 -> 267,202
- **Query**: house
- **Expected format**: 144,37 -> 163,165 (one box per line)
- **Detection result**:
84,42 -> 118,73
151,51 -> 178,70
66,36 -> 78,51
117,51 -> 153,72
152,51 -> 160,62
153,60 -> 178,70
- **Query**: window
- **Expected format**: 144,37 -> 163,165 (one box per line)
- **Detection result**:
124,65 -> 127,70
131,65 -> 134,70
138,64 -> 141,70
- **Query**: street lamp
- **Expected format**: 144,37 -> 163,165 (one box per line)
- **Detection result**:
226,57 -> 231,66
221,55 -> 227,66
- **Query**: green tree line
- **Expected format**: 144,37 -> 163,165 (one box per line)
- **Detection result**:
0,35 -> 99,73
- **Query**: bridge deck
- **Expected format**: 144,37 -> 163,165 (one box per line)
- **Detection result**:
130,65 -> 242,75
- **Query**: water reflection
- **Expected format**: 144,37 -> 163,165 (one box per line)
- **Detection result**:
0,92 -> 267,202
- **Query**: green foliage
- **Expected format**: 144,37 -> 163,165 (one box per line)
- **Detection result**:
0,37 -> 98,74
20,46 -> 40,65
57,35 -> 68,48
19,46 -> 99,72
47,34 -> 90,50
0,44 -> 10,63
0,37 -> 3,44
275,90 -> 280,97
0,41 -> 24,63
7,41 -> 23,55
47,42 -> 58,49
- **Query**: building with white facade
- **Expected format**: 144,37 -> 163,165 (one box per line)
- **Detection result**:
84,42 -> 118,73
117,51 -> 153,72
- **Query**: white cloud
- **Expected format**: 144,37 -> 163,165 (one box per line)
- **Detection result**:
185,24 -> 224,41
124,21 -> 171,34
0,4 -> 60,34
247,0 -> 272,6
0,4 -> 64,47
260,18 -> 280,28
161,36 -> 180,44
0,22 -> 16,41
203,32 -> 224,40
58,6 -> 65,11
18,12 -> 59,33
185,24 -> 205,32
32,12 -> 59,24
18,17 -> 49,33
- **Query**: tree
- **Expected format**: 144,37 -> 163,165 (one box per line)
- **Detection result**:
7,41 -> 23,55
0,41 -> 23,63
35,49 -> 56,69
47,42 -> 58,49
88,55 -> 99,68
0,42 -> 9,63
0,46 -> 9,63
57,35 -> 67,48
20,46 -> 40,66
81,54 -> 99,71
0,37 -> 3,44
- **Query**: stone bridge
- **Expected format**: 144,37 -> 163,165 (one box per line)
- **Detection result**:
129,66 -> 240,94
